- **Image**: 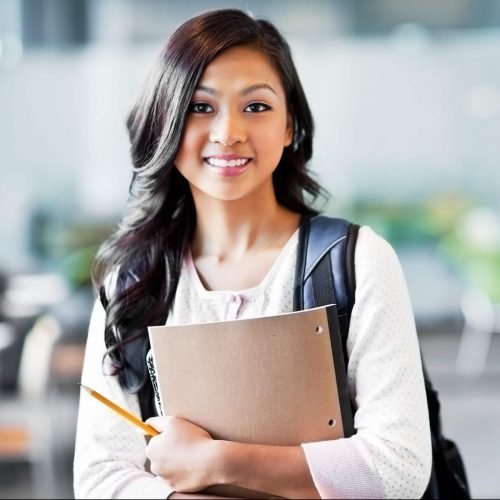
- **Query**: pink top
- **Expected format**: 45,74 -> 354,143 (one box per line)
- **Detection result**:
74,226 -> 431,499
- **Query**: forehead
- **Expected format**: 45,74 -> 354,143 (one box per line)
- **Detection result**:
198,45 -> 285,94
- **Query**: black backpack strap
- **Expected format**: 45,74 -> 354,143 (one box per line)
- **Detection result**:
293,214 -> 311,311
293,215 -> 360,361
345,222 -> 360,317
421,358 -> 470,499
293,215 -> 359,437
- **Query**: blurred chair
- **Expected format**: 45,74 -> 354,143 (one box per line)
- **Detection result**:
455,287 -> 500,376
0,314 -> 62,498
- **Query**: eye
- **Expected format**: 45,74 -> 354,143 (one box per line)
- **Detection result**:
244,102 -> 271,113
189,102 -> 214,114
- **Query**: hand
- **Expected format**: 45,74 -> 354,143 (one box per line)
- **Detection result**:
145,416 -> 220,493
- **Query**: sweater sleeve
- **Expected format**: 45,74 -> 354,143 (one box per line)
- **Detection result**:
301,226 -> 432,499
73,299 -> 174,499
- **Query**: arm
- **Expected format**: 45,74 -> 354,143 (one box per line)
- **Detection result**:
216,440 -> 320,499
73,300 -> 174,499
301,227 -> 432,499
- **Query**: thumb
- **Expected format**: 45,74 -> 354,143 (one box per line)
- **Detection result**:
146,416 -> 168,432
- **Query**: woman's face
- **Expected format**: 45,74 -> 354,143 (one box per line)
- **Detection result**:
175,45 -> 293,205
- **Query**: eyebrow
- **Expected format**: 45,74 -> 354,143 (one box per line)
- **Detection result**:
196,83 -> 278,97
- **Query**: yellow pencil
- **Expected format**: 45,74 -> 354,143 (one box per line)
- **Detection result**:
79,383 -> 160,437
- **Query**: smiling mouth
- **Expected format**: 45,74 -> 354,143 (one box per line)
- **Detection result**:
204,157 -> 252,168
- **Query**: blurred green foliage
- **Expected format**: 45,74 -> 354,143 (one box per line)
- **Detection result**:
440,211 -> 500,302
344,194 -> 500,301
345,193 -> 474,246
55,221 -> 115,289
59,243 -> 101,289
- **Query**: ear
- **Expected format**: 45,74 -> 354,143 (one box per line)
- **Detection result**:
284,111 -> 294,147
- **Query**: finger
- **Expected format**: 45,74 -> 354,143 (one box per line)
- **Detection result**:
146,417 -> 160,424
146,416 -> 171,432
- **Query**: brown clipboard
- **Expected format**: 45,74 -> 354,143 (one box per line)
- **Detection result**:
148,304 -> 353,498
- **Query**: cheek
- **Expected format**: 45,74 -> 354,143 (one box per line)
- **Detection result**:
256,121 -> 289,156
175,126 -> 205,166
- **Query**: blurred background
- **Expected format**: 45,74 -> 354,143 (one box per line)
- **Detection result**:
0,0 -> 499,498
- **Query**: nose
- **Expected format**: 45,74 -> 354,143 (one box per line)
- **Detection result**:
209,110 -> 246,147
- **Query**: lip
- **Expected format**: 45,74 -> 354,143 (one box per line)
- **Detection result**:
203,155 -> 252,177
204,154 -> 252,161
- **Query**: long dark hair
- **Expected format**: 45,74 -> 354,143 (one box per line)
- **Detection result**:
92,8 -> 326,399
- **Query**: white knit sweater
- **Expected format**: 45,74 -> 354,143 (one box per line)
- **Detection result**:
73,226 -> 432,499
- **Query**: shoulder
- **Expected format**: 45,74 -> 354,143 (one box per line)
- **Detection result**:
354,225 -> 409,289
355,225 -> 400,265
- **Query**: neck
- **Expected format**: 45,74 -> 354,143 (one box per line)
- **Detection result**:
191,192 -> 300,260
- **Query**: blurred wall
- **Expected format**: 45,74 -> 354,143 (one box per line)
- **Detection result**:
1,0 -> 500,324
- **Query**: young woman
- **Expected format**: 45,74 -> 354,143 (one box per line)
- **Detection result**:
74,8 -> 431,499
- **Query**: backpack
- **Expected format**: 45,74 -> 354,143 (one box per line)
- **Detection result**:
293,214 -> 471,500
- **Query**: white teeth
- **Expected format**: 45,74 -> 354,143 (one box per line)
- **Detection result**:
206,158 -> 250,168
